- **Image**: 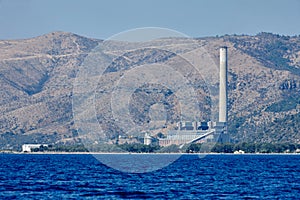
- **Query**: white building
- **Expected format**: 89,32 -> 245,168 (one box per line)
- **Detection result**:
144,133 -> 153,145
22,144 -> 48,152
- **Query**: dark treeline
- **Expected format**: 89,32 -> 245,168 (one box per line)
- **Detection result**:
30,143 -> 300,154
31,143 -> 160,153
31,144 -> 88,152
186,142 -> 300,153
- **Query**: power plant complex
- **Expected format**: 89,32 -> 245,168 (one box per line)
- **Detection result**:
145,47 -> 229,146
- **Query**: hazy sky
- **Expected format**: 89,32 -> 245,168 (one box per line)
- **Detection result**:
0,0 -> 299,40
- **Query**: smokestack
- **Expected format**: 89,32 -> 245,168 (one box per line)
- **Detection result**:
219,46 -> 228,123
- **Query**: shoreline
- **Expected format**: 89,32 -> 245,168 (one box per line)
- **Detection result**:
2,151 -> 300,155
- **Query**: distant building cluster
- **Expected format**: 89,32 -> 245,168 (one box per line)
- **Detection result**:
157,121 -> 214,146
144,121 -> 228,147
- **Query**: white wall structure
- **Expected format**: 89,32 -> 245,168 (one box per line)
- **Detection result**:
219,46 -> 228,123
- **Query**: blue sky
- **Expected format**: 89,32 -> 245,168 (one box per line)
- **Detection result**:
0,0 -> 299,40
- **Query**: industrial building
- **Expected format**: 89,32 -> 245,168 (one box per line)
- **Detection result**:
145,47 -> 229,146
158,121 -> 215,146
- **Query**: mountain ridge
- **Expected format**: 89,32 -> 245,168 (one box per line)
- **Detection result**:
0,32 -> 299,150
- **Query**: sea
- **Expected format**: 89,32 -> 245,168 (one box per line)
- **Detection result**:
0,154 -> 299,199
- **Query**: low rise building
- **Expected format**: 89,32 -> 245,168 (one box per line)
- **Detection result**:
22,144 -> 48,152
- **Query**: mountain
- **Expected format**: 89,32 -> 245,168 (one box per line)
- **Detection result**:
0,32 -> 299,150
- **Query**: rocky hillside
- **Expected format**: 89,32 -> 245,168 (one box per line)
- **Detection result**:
0,32 -> 100,149
0,32 -> 299,150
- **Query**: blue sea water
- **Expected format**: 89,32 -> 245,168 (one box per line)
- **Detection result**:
0,154 -> 299,199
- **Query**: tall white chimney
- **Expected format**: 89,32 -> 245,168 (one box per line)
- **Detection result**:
219,46 -> 228,123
